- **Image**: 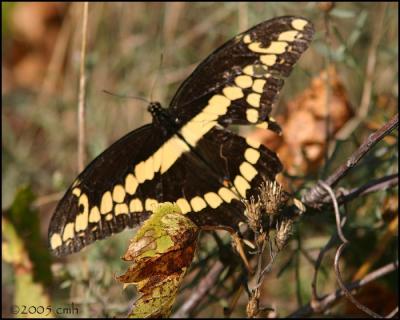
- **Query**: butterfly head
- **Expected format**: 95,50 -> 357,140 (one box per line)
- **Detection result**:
148,101 -> 173,133
147,102 -> 163,117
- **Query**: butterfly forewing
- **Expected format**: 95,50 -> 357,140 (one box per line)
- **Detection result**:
169,16 -> 314,129
49,125 -> 163,256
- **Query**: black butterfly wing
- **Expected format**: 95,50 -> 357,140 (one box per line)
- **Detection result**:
169,16 -> 314,130
156,127 -> 283,231
49,121 -> 282,256
49,16 -> 314,257
188,127 -> 283,229
48,124 -> 167,256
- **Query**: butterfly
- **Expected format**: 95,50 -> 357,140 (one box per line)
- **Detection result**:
48,16 -> 314,256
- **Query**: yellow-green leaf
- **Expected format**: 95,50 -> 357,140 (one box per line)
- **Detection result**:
117,202 -> 199,318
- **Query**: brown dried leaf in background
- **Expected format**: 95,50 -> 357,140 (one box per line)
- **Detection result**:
382,195 -> 398,222
249,66 -> 353,189
6,2 -> 68,90
342,282 -> 397,317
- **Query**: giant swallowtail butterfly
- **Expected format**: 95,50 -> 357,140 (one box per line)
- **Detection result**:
49,16 -> 314,256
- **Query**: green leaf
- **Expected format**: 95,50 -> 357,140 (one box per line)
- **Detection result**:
2,218 -> 54,318
7,186 -> 52,286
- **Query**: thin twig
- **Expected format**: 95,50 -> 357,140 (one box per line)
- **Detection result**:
33,192 -> 64,208
322,10 -> 332,169
78,2 -> 89,172
386,307 -> 398,318
303,113 -> 398,206
237,2 -> 248,31
174,5 -> 235,50
358,3 -> 387,120
319,181 -> 348,244
39,4 -> 73,101
305,174 -> 398,208
334,243 -> 382,318
289,260 -> 398,317
311,216 -> 347,304
172,260 -> 224,318
339,173 -> 398,204
336,3 -> 388,139
258,250 -> 278,283
316,180 -> 386,317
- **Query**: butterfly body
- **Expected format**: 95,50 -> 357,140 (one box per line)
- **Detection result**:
148,102 -> 179,135
49,16 -> 314,257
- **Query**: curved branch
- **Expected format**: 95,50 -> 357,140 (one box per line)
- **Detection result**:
319,181 -> 348,244
334,243 -> 382,318
303,113 -> 398,207
172,261 -> 224,318
311,216 -> 347,303
339,174 -> 398,204
289,260 -> 399,317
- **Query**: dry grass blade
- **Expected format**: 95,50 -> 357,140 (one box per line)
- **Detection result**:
78,2 -> 89,172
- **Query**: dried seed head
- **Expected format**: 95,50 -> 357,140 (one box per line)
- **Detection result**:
243,196 -> 262,233
275,219 -> 293,251
246,287 -> 260,318
259,180 -> 288,216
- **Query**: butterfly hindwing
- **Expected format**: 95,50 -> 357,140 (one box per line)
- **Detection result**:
150,126 -> 282,230
187,127 -> 283,229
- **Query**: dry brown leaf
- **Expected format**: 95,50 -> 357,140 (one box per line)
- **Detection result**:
7,3 -> 67,90
249,66 -> 353,189
342,282 -> 397,316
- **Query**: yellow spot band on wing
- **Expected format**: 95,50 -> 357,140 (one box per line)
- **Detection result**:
252,79 -> 266,93
245,136 -> 261,149
243,34 -> 252,44
145,198 -> 158,211
50,234 -> 62,249
223,86 -> 244,100
246,109 -> 259,123
278,30 -> 299,42
218,187 -> 237,203
234,175 -> 251,198
115,203 -> 129,215
176,198 -> 192,214
113,184 -> 126,203
72,188 -> 81,197
260,54 -> 277,66
235,75 -> 253,88
204,192 -> 223,209
291,19 -> 308,31
190,196 -> 207,212
239,162 -> 258,182
246,93 -> 261,108
245,148 -> 260,164
100,191 -> 113,214
248,41 -> 288,54
89,206 -> 101,223
62,223 -> 75,241
125,174 -> 138,195
130,198 -> 143,212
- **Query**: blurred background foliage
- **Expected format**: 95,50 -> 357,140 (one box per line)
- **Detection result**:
2,2 -> 398,318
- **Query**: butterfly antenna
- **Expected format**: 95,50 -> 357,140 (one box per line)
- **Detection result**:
149,53 -> 164,102
102,90 -> 150,104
